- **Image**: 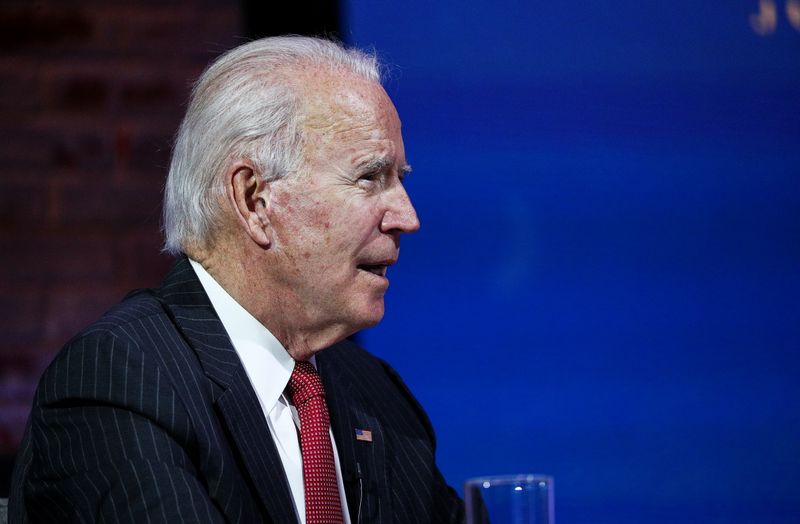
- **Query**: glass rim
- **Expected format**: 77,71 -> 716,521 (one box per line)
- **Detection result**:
464,474 -> 553,487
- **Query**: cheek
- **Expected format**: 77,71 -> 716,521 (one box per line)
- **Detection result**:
287,207 -> 348,267
281,191 -> 383,258
309,204 -> 333,230
305,205 -> 336,244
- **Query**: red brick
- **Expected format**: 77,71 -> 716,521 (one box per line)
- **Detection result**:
51,130 -> 113,171
93,6 -> 201,55
114,125 -> 132,171
54,180 -> 163,225
0,126 -> 58,170
112,229 -> 174,285
0,231 -> 116,285
120,80 -> 178,110
42,286 -> 121,344
0,0 -> 242,456
0,345 -> 52,390
54,76 -> 110,113
0,62 -> 46,116
0,178 -> 49,224
128,131 -> 175,174
0,366 -> 39,401
0,6 -> 93,51
0,286 -> 45,347
0,401 -> 32,450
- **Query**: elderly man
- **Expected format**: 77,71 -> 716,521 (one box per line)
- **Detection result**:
10,36 -> 463,523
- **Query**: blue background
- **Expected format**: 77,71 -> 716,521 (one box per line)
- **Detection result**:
343,1 -> 800,522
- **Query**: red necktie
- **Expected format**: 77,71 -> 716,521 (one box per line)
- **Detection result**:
287,361 -> 344,524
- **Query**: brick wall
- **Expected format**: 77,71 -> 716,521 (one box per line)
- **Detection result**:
0,0 -> 241,455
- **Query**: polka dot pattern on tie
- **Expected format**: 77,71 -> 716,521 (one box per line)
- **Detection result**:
287,360 -> 344,524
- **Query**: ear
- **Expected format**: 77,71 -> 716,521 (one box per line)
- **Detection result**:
226,161 -> 272,248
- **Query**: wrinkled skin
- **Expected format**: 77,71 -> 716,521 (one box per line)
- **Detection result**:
261,71 -> 420,355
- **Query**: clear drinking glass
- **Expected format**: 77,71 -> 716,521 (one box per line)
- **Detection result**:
464,474 -> 555,524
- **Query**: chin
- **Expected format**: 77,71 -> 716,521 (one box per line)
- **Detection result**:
350,300 -> 385,331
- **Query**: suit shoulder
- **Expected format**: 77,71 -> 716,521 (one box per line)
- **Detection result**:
39,289 -> 171,386
323,339 -> 438,441
33,287 -> 199,417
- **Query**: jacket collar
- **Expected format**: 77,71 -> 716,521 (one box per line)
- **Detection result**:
318,346 -> 392,523
157,257 -> 298,524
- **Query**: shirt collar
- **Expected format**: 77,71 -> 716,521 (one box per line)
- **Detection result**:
189,259 -> 309,413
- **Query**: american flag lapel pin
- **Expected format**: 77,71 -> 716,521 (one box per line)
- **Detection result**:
355,428 -> 373,442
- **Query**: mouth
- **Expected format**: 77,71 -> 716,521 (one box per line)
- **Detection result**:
357,263 -> 389,278
356,258 -> 396,279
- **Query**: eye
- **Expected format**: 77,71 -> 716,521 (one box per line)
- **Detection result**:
356,172 -> 381,188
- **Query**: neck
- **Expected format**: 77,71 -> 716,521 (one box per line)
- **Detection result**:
190,244 -> 351,361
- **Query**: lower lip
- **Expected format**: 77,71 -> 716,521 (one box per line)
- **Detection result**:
358,268 -> 389,285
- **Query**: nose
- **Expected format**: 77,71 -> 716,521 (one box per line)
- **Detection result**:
380,183 -> 420,234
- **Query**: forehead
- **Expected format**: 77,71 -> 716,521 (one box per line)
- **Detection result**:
296,67 -> 401,141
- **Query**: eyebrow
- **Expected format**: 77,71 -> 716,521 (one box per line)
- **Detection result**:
358,157 -> 412,174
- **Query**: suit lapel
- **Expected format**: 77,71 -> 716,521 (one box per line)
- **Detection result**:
318,346 -> 393,524
157,258 -> 297,524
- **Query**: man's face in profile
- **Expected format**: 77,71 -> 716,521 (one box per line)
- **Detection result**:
264,72 -> 420,338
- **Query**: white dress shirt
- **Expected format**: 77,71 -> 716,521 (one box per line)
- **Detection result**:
189,260 -> 351,524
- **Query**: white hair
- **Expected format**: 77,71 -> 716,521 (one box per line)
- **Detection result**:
162,36 -> 381,255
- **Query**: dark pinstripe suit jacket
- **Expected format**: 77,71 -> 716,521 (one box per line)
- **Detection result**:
10,258 -> 463,523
